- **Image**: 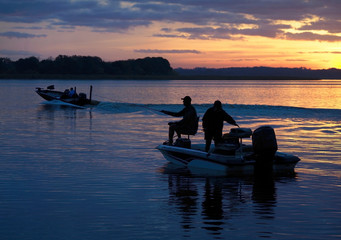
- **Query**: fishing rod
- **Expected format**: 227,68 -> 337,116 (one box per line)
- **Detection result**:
94,93 -> 209,137
93,94 -> 163,113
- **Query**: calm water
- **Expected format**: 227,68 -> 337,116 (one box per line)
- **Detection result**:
0,79 -> 340,240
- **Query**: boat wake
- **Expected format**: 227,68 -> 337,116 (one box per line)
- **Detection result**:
92,102 -> 341,121
41,98 -> 340,122
41,100 -> 86,109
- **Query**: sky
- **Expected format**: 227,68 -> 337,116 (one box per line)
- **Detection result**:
0,0 -> 340,69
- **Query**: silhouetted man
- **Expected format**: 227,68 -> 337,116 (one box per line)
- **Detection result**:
161,96 -> 198,145
203,100 -> 239,152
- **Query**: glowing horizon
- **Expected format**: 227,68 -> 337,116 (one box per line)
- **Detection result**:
0,0 -> 340,69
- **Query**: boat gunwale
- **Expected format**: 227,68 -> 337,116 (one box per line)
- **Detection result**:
157,144 -> 300,167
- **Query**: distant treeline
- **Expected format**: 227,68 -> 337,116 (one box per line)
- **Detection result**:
176,67 -> 341,79
1,55 -> 341,79
0,55 -> 175,77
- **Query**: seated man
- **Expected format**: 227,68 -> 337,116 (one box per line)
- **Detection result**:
161,96 -> 198,145
61,89 -> 70,99
68,87 -> 76,97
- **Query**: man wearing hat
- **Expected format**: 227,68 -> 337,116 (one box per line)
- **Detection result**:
203,100 -> 239,152
161,96 -> 198,145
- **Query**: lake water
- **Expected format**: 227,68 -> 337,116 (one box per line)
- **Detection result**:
0,79 -> 340,240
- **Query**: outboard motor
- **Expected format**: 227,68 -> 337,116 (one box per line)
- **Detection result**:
79,93 -> 87,99
78,93 -> 87,105
252,126 -> 278,164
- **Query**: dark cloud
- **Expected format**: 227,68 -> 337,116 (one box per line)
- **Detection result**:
167,21 -> 289,40
0,49 -> 40,56
299,19 -> 341,34
286,32 -> 341,42
0,0 -> 340,42
135,49 -> 202,54
231,58 -> 259,62
286,59 -> 308,62
0,31 -> 47,38
298,51 -> 341,54
175,27 -> 233,40
153,33 -> 188,39
14,26 -> 44,30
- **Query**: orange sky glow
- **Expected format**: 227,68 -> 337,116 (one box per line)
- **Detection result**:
0,0 -> 340,69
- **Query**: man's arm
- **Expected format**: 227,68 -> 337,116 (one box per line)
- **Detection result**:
223,111 -> 239,127
202,108 -> 210,130
161,108 -> 185,117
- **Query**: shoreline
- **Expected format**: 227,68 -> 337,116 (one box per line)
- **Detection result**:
0,74 -> 321,80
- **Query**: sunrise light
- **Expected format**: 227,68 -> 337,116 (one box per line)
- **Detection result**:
0,0 -> 340,70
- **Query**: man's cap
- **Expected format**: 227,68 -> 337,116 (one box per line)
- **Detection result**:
214,100 -> 222,108
181,96 -> 191,101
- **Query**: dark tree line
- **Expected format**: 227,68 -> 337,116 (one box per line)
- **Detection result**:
176,66 -> 341,79
2,55 -> 340,79
0,55 -> 175,76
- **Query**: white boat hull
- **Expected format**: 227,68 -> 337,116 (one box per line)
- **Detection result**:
157,144 -> 300,175
35,86 -> 99,107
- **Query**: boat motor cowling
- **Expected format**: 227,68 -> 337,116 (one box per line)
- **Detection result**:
79,93 -> 87,99
252,126 -> 278,162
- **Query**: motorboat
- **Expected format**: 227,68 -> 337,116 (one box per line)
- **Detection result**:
157,126 -> 300,175
35,85 -> 100,107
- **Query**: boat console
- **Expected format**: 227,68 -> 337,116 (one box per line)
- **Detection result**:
226,128 -> 252,138
215,128 -> 253,155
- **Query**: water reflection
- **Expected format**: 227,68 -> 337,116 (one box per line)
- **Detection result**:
168,174 -> 199,231
36,104 -> 92,120
202,178 -> 224,235
36,104 -> 94,131
252,166 -> 276,220
163,164 -> 297,238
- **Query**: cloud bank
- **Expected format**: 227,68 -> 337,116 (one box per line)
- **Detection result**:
135,49 -> 201,54
0,31 -> 47,38
0,0 -> 340,42
0,49 -> 40,57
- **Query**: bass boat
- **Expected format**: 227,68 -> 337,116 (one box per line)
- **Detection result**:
35,85 -> 100,107
157,126 -> 300,175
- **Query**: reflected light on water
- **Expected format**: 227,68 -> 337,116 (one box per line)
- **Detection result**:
0,80 -> 341,240
96,80 -> 341,109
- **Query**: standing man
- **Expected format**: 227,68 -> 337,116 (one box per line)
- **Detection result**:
161,96 -> 198,145
203,100 -> 239,152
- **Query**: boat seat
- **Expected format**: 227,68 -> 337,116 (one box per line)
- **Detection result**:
226,128 -> 252,138
178,116 -> 200,139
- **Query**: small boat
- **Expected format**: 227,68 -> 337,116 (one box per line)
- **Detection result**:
157,126 -> 300,175
35,85 -> 100,107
